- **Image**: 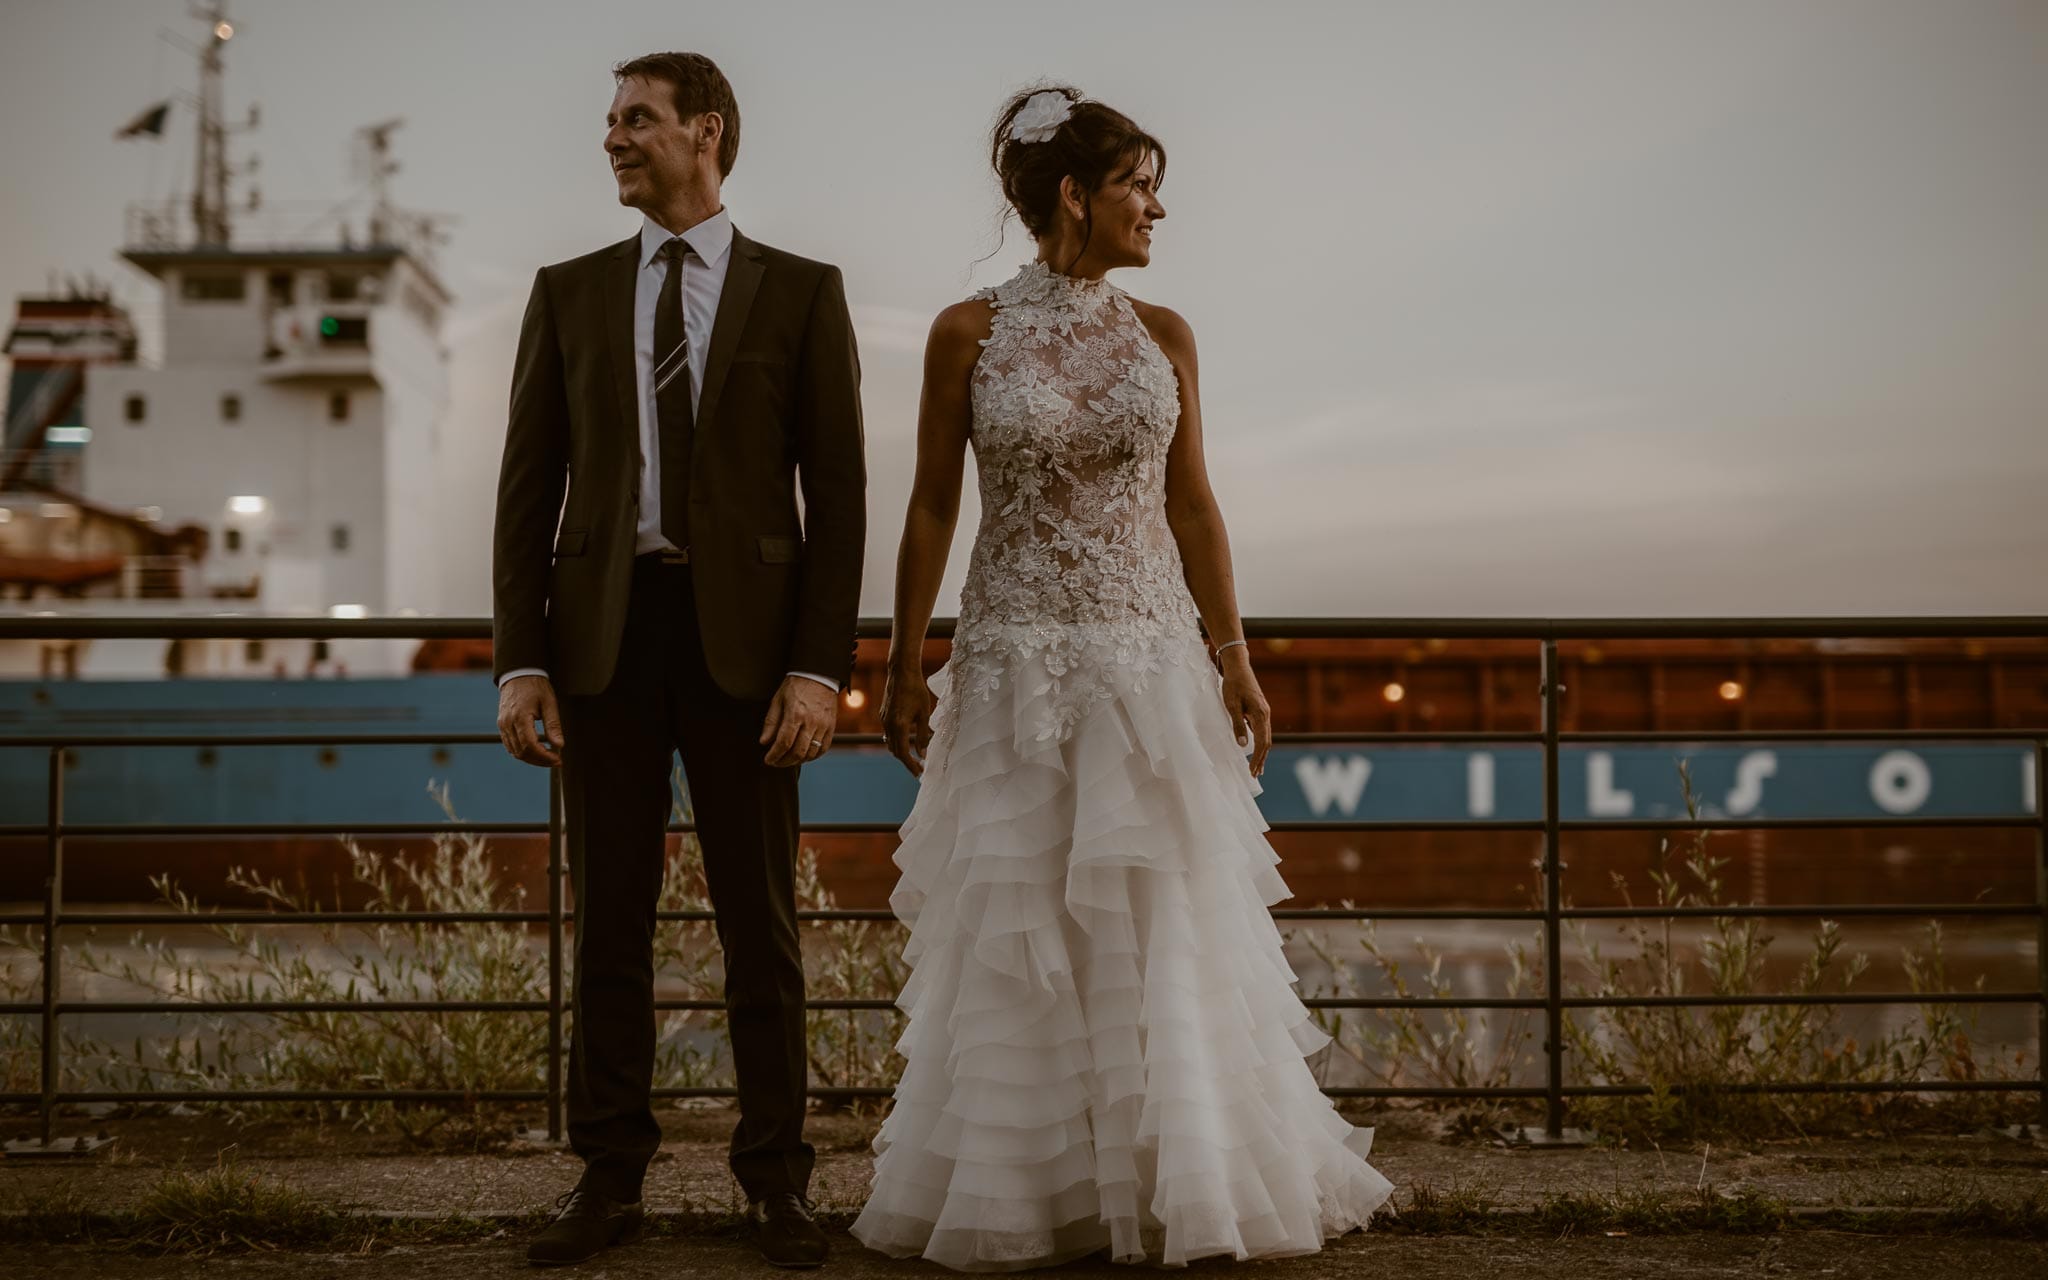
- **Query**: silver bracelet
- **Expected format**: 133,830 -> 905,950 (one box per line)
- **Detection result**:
1214,639 -> 1248,655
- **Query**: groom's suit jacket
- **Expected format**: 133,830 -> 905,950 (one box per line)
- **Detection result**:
492,228 -> 866,700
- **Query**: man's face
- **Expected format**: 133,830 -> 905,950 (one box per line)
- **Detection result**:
604,75 -> 712,210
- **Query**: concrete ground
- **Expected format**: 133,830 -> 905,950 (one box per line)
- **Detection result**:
3,1106 -> 2045,1276
3,1232 -> 2047,1279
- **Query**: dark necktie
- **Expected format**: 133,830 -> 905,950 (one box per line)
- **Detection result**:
652,237 -> 694,550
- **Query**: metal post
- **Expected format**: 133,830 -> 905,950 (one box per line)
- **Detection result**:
2036,740 -> 2046,1130
547,768 -> 566,1143
1540,640 -> 1565,1139
40,746 -> 63,1147
1505,639 -> 1585,1145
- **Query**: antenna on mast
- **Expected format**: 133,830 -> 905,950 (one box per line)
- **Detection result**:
355,118 -> 405,247
188,1 -> 237,244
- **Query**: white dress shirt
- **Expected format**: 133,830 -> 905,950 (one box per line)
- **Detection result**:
500,209 -> 838,694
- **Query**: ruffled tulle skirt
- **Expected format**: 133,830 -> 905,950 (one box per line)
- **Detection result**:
849,632 -> 1396,1270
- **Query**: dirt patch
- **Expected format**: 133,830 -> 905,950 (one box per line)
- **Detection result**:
3,1231 -> 2048,1279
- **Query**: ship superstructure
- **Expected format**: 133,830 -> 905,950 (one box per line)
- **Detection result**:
0,4 -> 451,678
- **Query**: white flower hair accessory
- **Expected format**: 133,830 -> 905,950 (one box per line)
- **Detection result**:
1010,90 -> 1076,144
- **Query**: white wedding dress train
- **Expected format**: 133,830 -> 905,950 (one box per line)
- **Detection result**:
849,261 -> 1395,1270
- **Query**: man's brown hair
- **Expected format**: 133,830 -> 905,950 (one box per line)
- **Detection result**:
613,52 -> 741,178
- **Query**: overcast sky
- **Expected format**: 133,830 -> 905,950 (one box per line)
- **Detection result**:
3,0 -> 2044,619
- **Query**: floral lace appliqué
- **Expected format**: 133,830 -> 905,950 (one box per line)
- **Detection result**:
942,260 -> 1207,746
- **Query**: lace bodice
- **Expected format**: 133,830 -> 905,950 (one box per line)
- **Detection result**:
944,260 -> 1208,743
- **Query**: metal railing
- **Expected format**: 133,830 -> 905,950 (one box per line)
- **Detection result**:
1,614 -> 2044,1146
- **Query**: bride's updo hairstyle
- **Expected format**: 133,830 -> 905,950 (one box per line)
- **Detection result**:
990,84 -> 1166,269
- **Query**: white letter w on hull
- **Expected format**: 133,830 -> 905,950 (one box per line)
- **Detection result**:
1296,754 -> 1373,817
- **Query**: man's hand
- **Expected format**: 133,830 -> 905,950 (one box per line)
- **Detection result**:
498,674 -> 565,768
760,675 -> 839,767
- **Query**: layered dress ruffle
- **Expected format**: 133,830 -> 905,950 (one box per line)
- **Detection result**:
849,633 -> 1395,1270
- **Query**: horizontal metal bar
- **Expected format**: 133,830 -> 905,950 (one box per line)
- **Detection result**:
834,730 -> 1551,747
1,909 -> 903,928
0,733 -> 507,749
0,619 -> 505,641
4,1079 -> 2034,1108
1561,903 -> 2041,919
665,909 -> 896,922
1532,617 -> 2048,641
49,1000 -> 549,1015
46,910 -> 556,926
4,822 -> 551,838
5,997 -> 934,1016
1271,907 -> 1548,920
1562,991 -> 2041,1008
1558,816 -> 2035,831
9,727 -> 2034,750
649,1087 -> 898,1100
1305,996 -> 1547,1010
4,615 -> 2046,641
1320,1086 -> 1553,1098
1275,731 -> 1550,745
657,999 -> 897,1012
0,820 -> 1557,838
1268,820 -> 1552,833
12,989 -> 2036,1020
4,815 -> 2027,841
0,902 -> 2029,930
1562,1079 -> 2042,1096
43,1089 -> 551,1104
1559,728 -> 2048,744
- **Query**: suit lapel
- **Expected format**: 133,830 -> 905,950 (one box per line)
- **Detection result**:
601,233 -> 641,440
696,229 -> 765,436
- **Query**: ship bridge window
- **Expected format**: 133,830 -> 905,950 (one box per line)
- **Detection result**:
329,391 -> 351,422
181,271 -> 246,302
221,393 -> 241,423
318,315 -> 368,346
124,394 -> 146,424
325,272 -> 360,302
224,528 -> 243,553
330,523 -> 350,552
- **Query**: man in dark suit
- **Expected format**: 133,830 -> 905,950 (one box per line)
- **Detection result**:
492,51 -> 864,1269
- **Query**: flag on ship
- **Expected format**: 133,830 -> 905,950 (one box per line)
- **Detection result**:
114,101 -> 171,140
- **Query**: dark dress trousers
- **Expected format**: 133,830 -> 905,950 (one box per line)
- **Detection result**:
491,227 -> 865,1202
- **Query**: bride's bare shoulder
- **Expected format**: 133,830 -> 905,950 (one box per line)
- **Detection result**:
1125,296 -> 1197,368
926,298 -> 998,366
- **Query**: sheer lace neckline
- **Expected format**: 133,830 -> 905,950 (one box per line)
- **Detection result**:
996,259 -> 1121,321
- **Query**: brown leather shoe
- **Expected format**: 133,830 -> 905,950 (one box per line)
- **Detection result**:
745,1192 -> 828,1269
526,1187 -> 645,1266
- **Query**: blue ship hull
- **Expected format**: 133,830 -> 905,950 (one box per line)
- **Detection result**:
0,677 -> 2035,828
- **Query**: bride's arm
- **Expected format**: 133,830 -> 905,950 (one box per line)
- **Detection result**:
1139,301 -> 1274,778
884,300 -> 990,775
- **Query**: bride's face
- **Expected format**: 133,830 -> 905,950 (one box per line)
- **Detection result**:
1085,153 -> 1166,269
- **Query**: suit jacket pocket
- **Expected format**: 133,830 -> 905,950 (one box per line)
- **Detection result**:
757,534 -> 801,563
553,528 -> 588,557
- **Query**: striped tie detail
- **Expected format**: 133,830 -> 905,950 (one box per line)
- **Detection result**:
653,236 -> 694,549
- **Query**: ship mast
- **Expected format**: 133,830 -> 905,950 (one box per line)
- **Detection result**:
190,2 -> 235,245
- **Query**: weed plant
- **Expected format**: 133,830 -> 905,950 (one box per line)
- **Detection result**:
1286,760 -> 2036,1141
1,777 -> 905,1141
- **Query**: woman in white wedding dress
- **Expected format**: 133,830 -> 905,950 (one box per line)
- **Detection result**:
849,86 -> 1395,1271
